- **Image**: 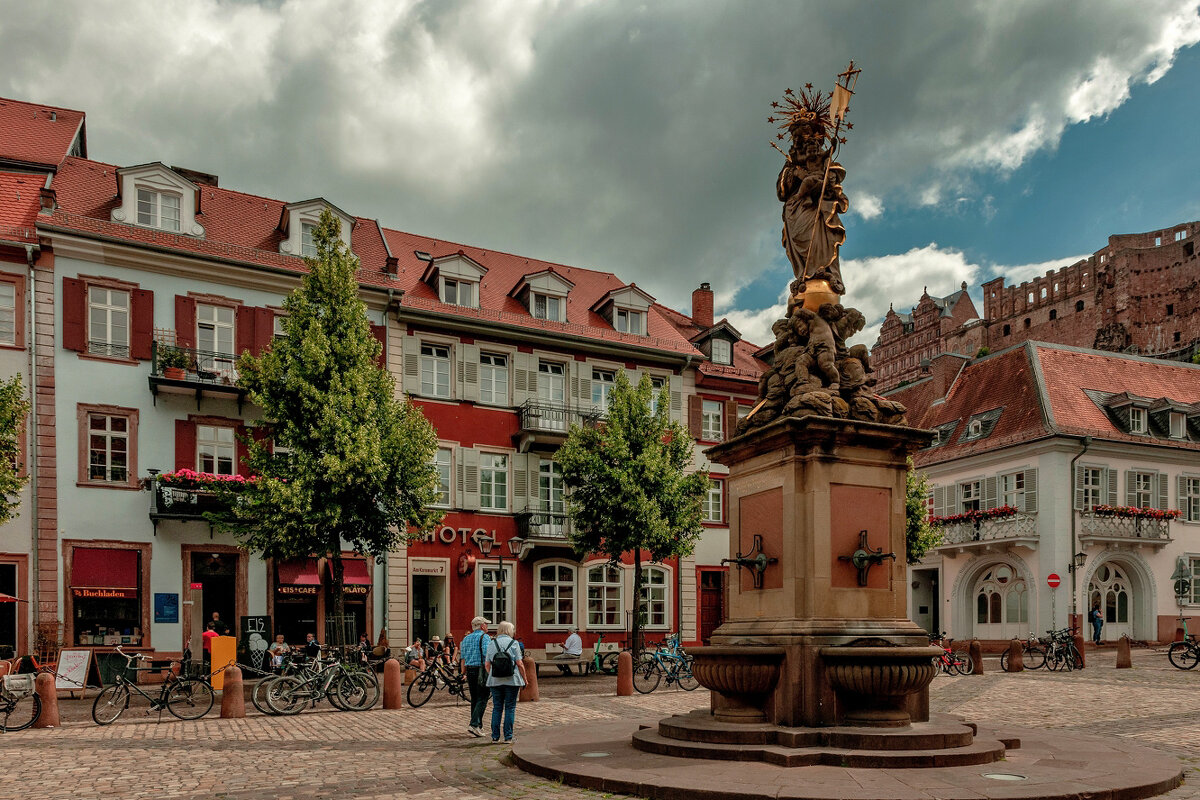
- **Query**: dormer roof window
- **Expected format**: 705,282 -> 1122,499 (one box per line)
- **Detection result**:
689,319 -> 742,365
533,293 -> 562,321
300,222 -> 317,258
1129,406 -> 1147,434
111,162 -> 204,237
926,421 -> 958,448
278,198 -> 354,258
1170,411 -> 1186,439
615,308 -> 644,335
959,407 -> 1003,442
422,252 -> 487,309
591,284 -> 655,337
711,339 -> 732,365
509,268 -> 573,322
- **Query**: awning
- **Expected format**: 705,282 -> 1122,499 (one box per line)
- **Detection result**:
277,558 -> 321,585
72,547 -> 138,598
0,592 -> 26,603
335,559 -> 372,585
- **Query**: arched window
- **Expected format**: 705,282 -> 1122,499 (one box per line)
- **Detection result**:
973,565 -> 1027,636
536,562 -> 576,628
1088,563 -> 1131,640
638,566 -> 670,630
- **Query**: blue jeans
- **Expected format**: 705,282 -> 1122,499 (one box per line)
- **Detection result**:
489,685 -> 520,741
1092,619 -> 1103,644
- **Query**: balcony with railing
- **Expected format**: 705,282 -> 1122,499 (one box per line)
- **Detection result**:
1079,512 -> 1172,549
148,340 -> 248,410
514,401 -> 603,452
147,475 -> 239,529
515,509 -> 573,545
934,512 -> 1039,553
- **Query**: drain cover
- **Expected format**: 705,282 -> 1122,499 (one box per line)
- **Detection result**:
579,752 -> 612,758
982,773 -> 1027,781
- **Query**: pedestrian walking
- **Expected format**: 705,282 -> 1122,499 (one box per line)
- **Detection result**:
1089,600 -> 1104,645
460,617 -> 490,738
484,620 -> 526,744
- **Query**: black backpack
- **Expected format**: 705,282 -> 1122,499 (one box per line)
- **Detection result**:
491,638 -> 517,678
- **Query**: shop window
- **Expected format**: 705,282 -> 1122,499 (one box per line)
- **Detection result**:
275,558 -> 321,647
703,480 -> 723,523
420,343 -> 451,398
78,405 -> 138,488
586,564 -> 623,627
479,353 -> 508,405
537,563 -> 576,628
479,453 -> 508,511
638,567 -> 669,629
701,400 -> 723,441
197,425 -> 236,475
0,562 -> 18,654
70,546 -> 144,646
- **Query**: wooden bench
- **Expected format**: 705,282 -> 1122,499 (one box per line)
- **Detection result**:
527,646 -> 590,676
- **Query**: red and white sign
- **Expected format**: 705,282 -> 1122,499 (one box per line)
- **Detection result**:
1046,573 -> 1061,588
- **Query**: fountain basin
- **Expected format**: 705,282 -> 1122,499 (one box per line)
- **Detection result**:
690,646 -> 785,723
819,645 -> 941,727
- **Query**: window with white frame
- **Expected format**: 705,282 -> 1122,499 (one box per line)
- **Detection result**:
1176,230 -> 1188,242
1000,472 -> 1025,510
197,304 -> 235,357
1129,407 -> 1147,434
273,314 -> 287,340
959,480 -> 981,512
592,369 -> 615,407
197,425 -> 236,476
538,459 -> 564,514
649,376 -> 666,414
88,413 -> 129,483
537,563 -> 575,627
615,308 -> 644,335
420,343 -> 451,398
701,400 -> 723,441
703,480 -> 723,522
586,564 -> 623,627
638,567 -> 668,629
1191,557 -> 1200,605
480,453 -> 508,511
441,278 -> 475,307
433,447 -> 452,507
1182,477 -> 1200,523
711,339 -> 732,365
0,281 -> 14,346
1170,412 -> 1187,439
478,563 -> 513,624
1081,467 -> 1103,511
136,188 -> 180,231
479,353 -> 508,405
300,222 -> 316,258
88,286 -> 130,357
1131,471 -> 1155,507
532,293 -> 561,321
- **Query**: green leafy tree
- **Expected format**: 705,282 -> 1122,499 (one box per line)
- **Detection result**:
0,375 -> 30,525
556,372 -> 710,653
905,457 -> 940,564
209,210 -> 443,642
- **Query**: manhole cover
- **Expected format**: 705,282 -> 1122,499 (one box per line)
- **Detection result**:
982,773 -> 1027,781
580,752 -> 612,758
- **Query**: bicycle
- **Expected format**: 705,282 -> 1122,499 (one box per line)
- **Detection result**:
1,671 -> 41,731
999,631 -> 1047,671
588,632 -> 619,676
1042,628 -> 1083,671
263,649 -> 378,715
929,633 -> 974,676
1167,617 -> 1199,670
92,645 -> 215,725
407,655 -> 468,708
632,636 -> 698,693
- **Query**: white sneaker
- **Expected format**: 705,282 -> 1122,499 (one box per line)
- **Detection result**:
468,726 -> 482,738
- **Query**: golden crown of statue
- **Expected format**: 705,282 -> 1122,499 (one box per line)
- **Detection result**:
768,85 -> 850,147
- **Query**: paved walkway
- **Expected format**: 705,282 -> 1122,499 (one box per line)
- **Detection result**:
1,649 -> 1198,800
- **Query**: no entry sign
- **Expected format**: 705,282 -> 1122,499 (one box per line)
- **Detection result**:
1046,573 -> 1061,588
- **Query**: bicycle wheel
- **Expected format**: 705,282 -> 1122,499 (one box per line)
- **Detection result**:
998,650 -> 1009,672
632,660 -> 661,694
678,657 -> 699,691
954,654 -> 975,676
92,683 -> 130,725
1,691 -> 41,732
336,672 -> 378,711
1024,645 -> 1047,670
166,680 -> 214,720
1069,645 -> 1084,670
251,677 -> 282,715
1060,649 -> 1075,671
406,672 -> 436,708
599,652 -> 619,675
266,676 -> 308,716
1167,642 -> 1200,670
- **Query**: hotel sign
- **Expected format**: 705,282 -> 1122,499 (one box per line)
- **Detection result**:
424,527 -> 497,545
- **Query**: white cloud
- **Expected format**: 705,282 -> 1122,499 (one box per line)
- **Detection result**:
999,254 -> 1091,286
853,193 -> 884,220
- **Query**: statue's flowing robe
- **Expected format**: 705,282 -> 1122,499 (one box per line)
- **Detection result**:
779,161 -> 848,291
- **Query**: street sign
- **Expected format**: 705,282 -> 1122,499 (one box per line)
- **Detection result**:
1046,573 -> 1061,588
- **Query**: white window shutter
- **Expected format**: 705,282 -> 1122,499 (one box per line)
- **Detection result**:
1125,470 -> 1136,507
1106,467 -> 1118,506
462,343 -> 480,403
512,352 -> 529,405
463,448 -> 480,510
1157,472 -> 1169,510
512,453 -> 529,512
1073,465 -> 1085,510
1023,468 -> 1038,513
669,375 -> 683,421
1179,475 -> 1188,512
983,477 -> 998,510
932,486 -> 948,518
403,338 -> 419,387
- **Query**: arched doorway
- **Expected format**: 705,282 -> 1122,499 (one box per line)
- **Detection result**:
971,564 -> 1028,640
1088,562 -> 1132,642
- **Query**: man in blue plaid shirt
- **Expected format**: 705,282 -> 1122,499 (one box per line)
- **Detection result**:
460,616 -> 491,737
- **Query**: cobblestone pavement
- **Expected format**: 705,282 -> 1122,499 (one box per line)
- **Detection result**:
2,648 -> 1198,800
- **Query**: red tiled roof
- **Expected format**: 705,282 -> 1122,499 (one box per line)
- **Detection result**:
0,97 -> 84,168
0,171 -> 41,242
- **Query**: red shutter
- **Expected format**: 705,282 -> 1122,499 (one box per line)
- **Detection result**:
235,305 -> 255,356
175,295 -> 197,348
724,400 -> 738,443
130,288 -> 154,360
254,308 -> 276,355
369,323 -> 387,368
688,395 -> 702,439
236,424 -> 252,477
174,419 -> 196,472
62,277 -> 87,352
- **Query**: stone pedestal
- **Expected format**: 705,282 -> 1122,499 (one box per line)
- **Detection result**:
698,415 -> 933,728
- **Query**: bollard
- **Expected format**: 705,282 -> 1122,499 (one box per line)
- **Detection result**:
32,672 -> 59,728
616,650 -> 634,696
1073,633 -> 1087,669
968,639 -> 984,675
519,654 -> 539,703
1116,635 -> 1132,669
382,658 -> 403,709
1005,638 -> 1024,672
220,665 -> 246,718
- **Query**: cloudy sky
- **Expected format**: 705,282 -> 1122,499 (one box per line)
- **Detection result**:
3,0 -> 1199,347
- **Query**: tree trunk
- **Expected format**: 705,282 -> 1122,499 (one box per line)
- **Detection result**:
632,550 -> 643,656
329,545 -> 346,648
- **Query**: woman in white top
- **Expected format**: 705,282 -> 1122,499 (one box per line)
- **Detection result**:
484,620 -> 527,743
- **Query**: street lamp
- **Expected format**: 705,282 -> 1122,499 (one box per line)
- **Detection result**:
1068,551 -> 1087,573
473,532 -> 523,624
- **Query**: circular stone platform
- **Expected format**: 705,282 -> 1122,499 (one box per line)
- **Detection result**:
511,716 -> 1184,800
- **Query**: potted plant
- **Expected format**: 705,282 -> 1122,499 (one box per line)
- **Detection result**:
158,345 -> 191,379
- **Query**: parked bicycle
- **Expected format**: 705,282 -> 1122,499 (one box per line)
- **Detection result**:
1042,627 -> 1083,671
1167,617 -> 1199,670
92,645 -> 215,725
0,671 -> 41,731
632,635 -> 698,693
999,631 -> 1047,671
929,633 -> 974,676
406,652 -> 468,707
260,648 -> 379,715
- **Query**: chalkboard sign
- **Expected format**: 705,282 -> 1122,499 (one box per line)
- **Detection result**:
154,593 -> 179,624
238,615 -> 272,675
55,649 -> 103,697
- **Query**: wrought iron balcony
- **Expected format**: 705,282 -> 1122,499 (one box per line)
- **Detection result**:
1079,512 -> 1172,548
515,510 -> 573,543
148,341 -> 248,410
514,401 -> 603,452
148,478 -> 236,528
935,512 -> 1039,553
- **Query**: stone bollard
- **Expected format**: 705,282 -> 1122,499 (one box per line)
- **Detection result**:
32,672 -> 59,728
519,654 -> 539,703
968,639 -> 984,675
1073,633 -> 1087,669
220,665 -> 245,718
1005,638 -> 1024,672
1116,635 -> 1132,669
383,658 -> 403,709
616,650 -> 634,696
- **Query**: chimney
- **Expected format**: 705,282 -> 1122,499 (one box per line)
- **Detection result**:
692,282 -> 714,329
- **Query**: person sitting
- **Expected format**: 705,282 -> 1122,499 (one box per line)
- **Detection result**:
428,635 -> 448,666
269,634 -> 290,672
404,639 -> 426,671
303,632 -> 321,660
357,632 -> 372,663
443,633 -> 458,664
555,626 -> 583,675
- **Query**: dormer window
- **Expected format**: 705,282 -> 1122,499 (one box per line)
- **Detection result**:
137,188 -> 180,231
1170,412 -> 1186,439
300,222 -> 316,258
441,278 -> 475,307
533,293 -> 561,321
591,284 -> 655,338
968,419 -> 982,437
1129,407 -> 1147,434
615,308 -> 644,335
711,339 -> 732,365
278,198 -> 354,258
